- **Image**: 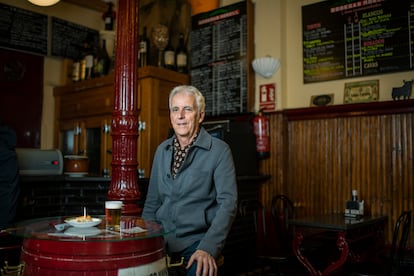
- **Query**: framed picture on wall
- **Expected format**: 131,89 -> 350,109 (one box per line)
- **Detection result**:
310,94 -> 334,107
343,80 -> 379,104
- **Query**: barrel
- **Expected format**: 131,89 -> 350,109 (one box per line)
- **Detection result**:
20,236 -> 167,275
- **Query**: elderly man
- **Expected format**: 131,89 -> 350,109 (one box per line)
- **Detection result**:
142,85 -> 238,276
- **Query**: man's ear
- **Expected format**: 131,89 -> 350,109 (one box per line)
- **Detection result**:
199,111 -> 205,123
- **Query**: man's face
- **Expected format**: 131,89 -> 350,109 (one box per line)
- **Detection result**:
170,92 -> 204,140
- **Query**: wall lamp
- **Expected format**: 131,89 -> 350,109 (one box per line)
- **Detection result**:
252,56 -> 281,79
27,0 -> 60,6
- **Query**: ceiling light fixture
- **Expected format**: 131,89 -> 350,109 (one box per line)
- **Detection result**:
27,0 -> 60,7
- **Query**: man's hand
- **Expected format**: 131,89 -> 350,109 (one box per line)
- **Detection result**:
186,249 -> 217,276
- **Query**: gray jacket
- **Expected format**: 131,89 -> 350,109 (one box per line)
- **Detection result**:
142,127 -> 238,258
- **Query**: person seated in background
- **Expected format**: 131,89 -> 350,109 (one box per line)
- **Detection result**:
0,122 -> 20,230
142,85 -> 238,276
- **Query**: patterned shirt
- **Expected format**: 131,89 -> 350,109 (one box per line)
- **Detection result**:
172,133 -> 198,179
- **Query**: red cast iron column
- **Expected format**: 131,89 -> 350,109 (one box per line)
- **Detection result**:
108,0 -> 141,215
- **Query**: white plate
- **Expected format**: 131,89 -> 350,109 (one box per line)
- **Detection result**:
64,218 -> 102,228
64,227 -> 101,237
64,172 -> 88,177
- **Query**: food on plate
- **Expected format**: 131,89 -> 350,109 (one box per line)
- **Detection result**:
75,215 -> 92,222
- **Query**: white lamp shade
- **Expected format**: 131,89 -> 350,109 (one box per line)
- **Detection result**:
28,0 -> 60,6
252,57 -> 281,78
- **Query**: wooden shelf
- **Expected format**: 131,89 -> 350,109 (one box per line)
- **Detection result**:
283,99 -> 414,121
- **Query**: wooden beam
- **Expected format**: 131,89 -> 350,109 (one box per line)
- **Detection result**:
63,0 -> 108,12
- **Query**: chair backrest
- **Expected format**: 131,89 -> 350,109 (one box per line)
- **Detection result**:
270,195 -> 295,255
388,210 -> 412,275
271,195 -> 294,226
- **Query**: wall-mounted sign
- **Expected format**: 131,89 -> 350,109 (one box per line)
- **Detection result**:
343,79 -> 379,104
190,1 -> 255,116
302,0 -> 414,83
310,94 -> 334,107
259,83 -> 276,111
51,17 -> 99,60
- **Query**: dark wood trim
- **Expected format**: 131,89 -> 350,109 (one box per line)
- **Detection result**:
63,0 -> 108,12
283,99 -> 414,121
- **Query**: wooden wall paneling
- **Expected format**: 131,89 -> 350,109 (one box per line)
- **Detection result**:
258,101 -> 414,248
391,113 -> 403,230
258,113 -> 286,208
378,114 -> 391,217
405,114 -> 414,209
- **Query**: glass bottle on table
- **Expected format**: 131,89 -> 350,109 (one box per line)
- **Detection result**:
176,33 -> 187,73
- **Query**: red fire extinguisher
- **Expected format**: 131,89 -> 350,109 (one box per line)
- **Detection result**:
253,109 -> 270,159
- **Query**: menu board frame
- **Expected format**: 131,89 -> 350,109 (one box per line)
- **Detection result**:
0,3 -> 48,55
0,3 -> 100,60
51,17 -> 99,60
302,0 -> 414,83
190,0 -> 255,116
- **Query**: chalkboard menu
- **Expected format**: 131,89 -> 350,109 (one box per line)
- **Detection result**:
302,0 -> 414,83
0,3 -> 47,55
51,17 -> 99,60
190,1 -> 254,116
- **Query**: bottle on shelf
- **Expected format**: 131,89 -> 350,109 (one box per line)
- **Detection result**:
139,27 -> 150,67
163,37 -> 176,71
103,3 -> 116,31
79,58 -> 86,81
71,55 -> 81,82
81,37 -> 94,80
94,39 -> 111,77
101,39 -> 111,75
84,51 -> 93,80
79,39 -> 91,81
176,33 -> 188,73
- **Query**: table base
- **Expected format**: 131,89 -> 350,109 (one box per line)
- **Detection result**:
21,236 -> 167,275
292,230 -> 349,276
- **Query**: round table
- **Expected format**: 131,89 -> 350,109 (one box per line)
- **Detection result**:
9,215 -> 172,275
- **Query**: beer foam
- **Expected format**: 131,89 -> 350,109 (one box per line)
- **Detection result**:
105,201 -> 123,209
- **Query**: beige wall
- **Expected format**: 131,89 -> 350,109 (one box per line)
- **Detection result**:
0,0 -> 104,149
283,0 -> 413,108
3,0 -> 413,148
226,0 -> 414,110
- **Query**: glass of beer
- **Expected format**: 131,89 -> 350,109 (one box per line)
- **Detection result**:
105,201 -> 122,230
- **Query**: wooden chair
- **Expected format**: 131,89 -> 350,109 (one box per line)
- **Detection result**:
347,210 -> 412,276
256,195 -> 296,275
